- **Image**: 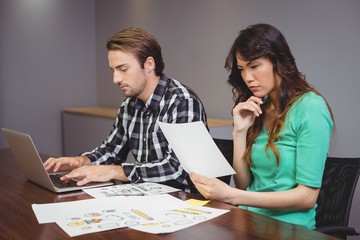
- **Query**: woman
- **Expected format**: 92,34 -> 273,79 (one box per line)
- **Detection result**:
190,23 -> 334,229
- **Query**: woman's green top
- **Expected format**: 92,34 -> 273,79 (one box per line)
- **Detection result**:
240,92 -> 334,229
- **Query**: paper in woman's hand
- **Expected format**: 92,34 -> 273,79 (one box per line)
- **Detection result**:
158,121 -> 235,178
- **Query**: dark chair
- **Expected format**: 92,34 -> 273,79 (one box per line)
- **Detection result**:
316,157 -> 360,239
213,138 -> 233,185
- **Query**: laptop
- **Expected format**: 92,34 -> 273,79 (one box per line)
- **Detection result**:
1,128 -> 113,193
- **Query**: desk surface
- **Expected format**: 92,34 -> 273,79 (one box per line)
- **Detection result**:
63,107 -> 233,128
0,148 -> 338,240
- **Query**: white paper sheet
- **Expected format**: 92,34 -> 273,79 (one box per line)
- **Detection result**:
55,203 -> 172,237
32,194 -> 189,224
129,206 -> 229,234
158,121 -> 235,178
32,194 -> 229,237
83,182 -> 181,198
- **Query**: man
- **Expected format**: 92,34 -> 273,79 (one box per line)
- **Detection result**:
44,27 -> 207,193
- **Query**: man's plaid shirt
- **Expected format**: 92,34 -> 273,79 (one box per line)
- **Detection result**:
83,74 -> 208,192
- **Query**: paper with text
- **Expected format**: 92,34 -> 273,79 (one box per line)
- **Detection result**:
32,194 -> 188,224
32,194 -> 229,237
129,206 -> 229,234
83,182 -> 181,198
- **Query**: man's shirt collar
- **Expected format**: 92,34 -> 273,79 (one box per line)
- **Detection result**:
135,73 -> 168,113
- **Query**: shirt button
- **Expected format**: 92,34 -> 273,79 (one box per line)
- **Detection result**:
143,138 -> 146,142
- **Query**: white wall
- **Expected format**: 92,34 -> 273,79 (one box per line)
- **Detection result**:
94,1 -> 360,237
0,0 -> 97,155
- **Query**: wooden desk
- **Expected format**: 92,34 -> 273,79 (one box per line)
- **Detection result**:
0,148 -> 338,240
63,107 -> 233,128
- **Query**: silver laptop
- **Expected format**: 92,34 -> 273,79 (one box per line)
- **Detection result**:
1,128 -> 113,193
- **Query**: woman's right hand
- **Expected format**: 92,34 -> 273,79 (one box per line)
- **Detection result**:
232,96 -> 263,133
189,172 -> 234,203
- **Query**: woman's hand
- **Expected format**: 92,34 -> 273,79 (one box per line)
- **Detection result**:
190,172 -> 233,203
232,96 -> 263,133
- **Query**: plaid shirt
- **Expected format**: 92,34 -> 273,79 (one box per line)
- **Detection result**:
82,74 -> 208,192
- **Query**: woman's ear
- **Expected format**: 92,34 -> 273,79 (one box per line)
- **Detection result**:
144,56 -> 155,73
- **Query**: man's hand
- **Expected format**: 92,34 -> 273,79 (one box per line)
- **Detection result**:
60,165 -> 129,186
43,156 -> 91,172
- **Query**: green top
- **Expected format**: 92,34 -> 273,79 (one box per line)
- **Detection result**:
240,92 -> 333,229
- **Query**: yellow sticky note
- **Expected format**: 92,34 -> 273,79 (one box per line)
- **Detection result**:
185,198 -> 210,207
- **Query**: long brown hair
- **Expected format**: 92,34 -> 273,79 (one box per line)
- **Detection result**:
225,24 -> 333,165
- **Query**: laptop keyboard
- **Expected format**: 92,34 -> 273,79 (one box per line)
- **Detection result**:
49,174 -> 78,188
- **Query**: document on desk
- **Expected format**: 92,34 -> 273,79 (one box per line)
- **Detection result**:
129,205 -> 229,234
32,194 -> 229,236
32,194 -> 187,224
32,194 -> 186,236
158,121 -> 235,178
83,182 -> 181,198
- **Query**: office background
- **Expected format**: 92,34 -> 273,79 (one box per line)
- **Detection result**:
0,0 -> 359,237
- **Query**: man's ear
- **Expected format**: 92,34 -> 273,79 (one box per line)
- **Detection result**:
144,56 -> 155,73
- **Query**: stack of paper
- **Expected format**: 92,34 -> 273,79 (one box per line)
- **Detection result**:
32,194 -> 229,237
